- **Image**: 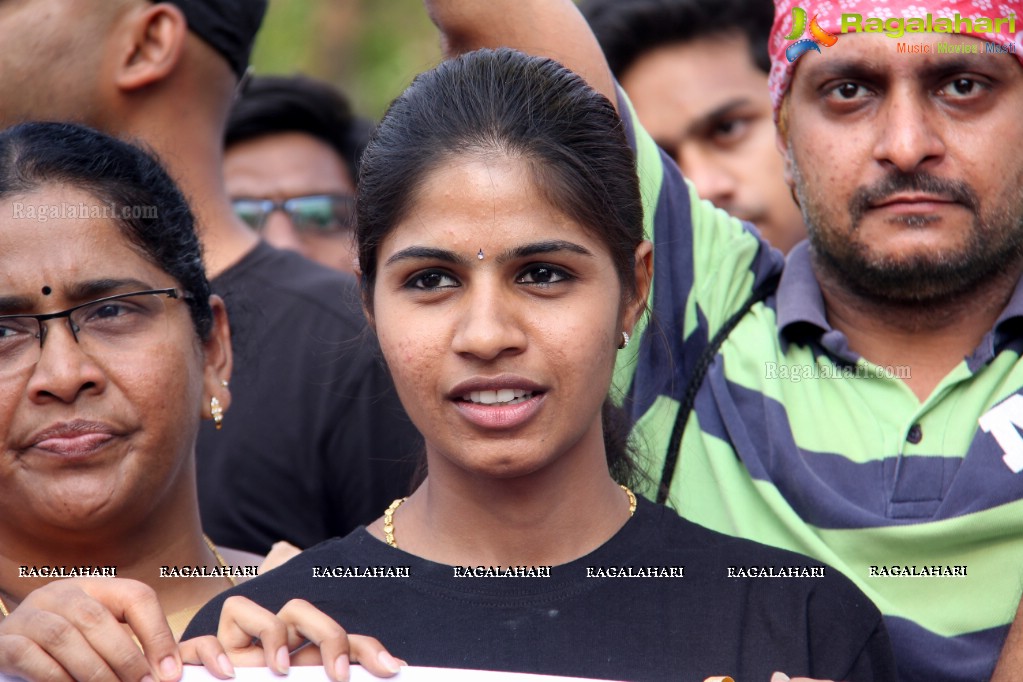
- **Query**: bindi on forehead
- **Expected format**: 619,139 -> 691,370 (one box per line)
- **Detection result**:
41,286 -> 52,296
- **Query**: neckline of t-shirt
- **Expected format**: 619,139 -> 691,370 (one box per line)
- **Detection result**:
339,497 -> 665,599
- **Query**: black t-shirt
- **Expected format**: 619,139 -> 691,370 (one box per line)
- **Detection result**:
186,498 -> 896,681
197,242 -> 422,554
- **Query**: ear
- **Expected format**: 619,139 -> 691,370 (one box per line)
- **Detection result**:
354,261 -> 377,331
623,240 -> 654,334
114,3 -> 188,92
201,294 -> 233,418
776,128 -> 796,190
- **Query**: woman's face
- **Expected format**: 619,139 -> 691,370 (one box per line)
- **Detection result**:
371,154 -> 648,481
0,184 -> 231,538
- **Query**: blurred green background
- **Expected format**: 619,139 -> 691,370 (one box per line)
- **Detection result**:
250,0 -> 443,121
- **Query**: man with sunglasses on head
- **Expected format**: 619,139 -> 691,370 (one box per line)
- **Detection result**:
0,0 -> 421,557
225,75 -> 372,275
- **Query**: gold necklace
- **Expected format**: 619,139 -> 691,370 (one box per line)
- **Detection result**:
0,534 -> 233,619
383,484 -> 638,549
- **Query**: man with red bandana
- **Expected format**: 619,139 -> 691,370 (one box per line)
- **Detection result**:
422,0 -> 1023,679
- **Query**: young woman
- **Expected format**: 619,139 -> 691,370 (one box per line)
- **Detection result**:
186,49 -> 896,681
0,122 -> 393,682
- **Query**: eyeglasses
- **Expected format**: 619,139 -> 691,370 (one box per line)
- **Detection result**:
0,289 -> 186,376
232,194 -> 356,235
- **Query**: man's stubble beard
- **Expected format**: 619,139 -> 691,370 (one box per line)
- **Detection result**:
789,151 -> 1023,307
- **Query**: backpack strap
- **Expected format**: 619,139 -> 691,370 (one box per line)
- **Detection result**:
656,272 -> 781,503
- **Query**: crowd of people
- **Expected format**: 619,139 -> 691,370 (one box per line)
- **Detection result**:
1,0 -> 1022,680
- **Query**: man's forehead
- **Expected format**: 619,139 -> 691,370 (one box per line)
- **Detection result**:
791,32 -> 1023,85
768,0 -> 1023,116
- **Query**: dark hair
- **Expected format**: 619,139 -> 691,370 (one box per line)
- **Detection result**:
0,122 -> 214,339
358,48 -> 645,487
579,0 -> 773,77
226,74 -> 374,183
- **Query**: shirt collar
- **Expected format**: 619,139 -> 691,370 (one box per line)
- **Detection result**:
775,241 -> 830,335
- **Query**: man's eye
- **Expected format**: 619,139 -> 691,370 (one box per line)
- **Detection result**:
516,265 -> 569,286
407,271 -> 459,290
709,118 -> 750,144
938,78 -> 985,98
829,82 -> 866,100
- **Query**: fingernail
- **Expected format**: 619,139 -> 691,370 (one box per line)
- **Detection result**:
771,674 -> 791,682
142,676 -> 156,682
397,659 -> 409,668
159,656 -> 179,679
378,650 -> 402,673
218,653 -> 236,678
276,646 -> 290,674
334,654 -> 350,681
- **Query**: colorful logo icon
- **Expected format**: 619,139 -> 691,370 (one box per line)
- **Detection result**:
785,7 -> 840,62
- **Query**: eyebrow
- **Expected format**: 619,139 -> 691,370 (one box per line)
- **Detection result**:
803,56 -> 1001,86
0,278 -> 158,315
684,97 -> 755,137
495,240 -> 594,264
385,247 -> 472,268
383,240 -> 595,268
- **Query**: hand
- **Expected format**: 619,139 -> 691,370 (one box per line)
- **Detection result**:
0,578 -> 182,682
771,674 -> 836,682
180,596 -> 405,682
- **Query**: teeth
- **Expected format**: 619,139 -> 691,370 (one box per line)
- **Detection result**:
462,389 -> 534,405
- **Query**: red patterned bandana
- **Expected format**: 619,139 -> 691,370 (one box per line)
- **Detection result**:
768,0 -> 1023,116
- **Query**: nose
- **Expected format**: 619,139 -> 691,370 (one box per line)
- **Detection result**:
260,210 -> 308,255
26,319 -> 106,404
872,87 -> 945,173
677,146 -> 737,210
450,281 -> 527,362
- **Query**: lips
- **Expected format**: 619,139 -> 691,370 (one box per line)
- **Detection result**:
870,194 -> 957,210
448,376 -> 547,430
25,421 -> 117,458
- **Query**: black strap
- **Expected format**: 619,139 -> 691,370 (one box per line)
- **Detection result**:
656,272 -> 781,503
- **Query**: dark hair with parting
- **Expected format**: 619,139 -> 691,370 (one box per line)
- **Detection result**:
579,0 -> 774,77
356,47 -> 645,487
0,122 -> 214,340
226,74 -> 374,182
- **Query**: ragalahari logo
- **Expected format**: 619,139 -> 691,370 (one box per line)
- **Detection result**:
785,7 -> 840,62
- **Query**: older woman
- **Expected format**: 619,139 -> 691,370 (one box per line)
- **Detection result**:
0,122 -> 397,682
185,48 -> 896,681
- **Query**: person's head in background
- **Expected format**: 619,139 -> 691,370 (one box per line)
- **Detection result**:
0,0 -> 267,276
224,75 -> 373,275
580,0 -> 806,253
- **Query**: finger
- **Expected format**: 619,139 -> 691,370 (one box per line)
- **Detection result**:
38,579 -> 180,682
59,584 -> 173,682
704,678 -> 735,682
275,600 -> 403,681
771,675 -> 790,682
0,633 -> 75,682
179,636 -> 236,679
349,636 -> 404,679
4,609 -> 118,682
217,596 -> 290,674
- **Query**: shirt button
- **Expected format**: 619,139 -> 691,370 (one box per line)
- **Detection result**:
907,424 -> 923,444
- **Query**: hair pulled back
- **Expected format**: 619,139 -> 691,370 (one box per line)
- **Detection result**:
0,122 -> 213,340
357,48 -> 646,487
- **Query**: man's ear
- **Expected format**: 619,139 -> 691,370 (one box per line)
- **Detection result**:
624,240 -> 654,334
114,3 -> 188,92
201,294 -> 233,417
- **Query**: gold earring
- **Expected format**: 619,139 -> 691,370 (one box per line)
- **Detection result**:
618,331 -> 630,350
210,396 -> 224,430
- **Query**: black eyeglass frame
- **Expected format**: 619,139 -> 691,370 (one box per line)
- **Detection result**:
0,288 -> 187,348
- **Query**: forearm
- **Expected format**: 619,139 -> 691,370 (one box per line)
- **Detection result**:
422,0 -> 616,106
991,595 -> 1023,681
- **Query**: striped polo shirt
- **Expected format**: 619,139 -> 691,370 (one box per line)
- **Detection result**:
613,93 -> 1023,682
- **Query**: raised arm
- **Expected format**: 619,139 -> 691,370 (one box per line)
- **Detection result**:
422,0 -> 617,107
